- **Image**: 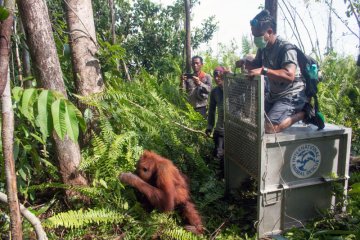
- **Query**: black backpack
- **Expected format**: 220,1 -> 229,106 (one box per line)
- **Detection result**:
278,44 -> 321,113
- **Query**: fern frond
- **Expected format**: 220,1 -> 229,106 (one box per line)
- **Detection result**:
44,208 -> 125,228
28,182 -> 69,191
28,182 -> 103,198
162,228 -> 201,240
80,132 -> 109,171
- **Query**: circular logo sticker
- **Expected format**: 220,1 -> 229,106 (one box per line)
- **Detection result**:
290,143 -> 321,178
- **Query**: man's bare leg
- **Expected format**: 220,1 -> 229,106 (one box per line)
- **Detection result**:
265,111 -> 305,133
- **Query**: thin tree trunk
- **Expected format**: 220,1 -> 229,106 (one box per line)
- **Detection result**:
326,0 -> 334,54
109,0 -> 116,44
287,2 -> 319,59
17,0 -> 88,194
184,0 -> 191,73
108,0 -> 131,81
307,7 -> 322,60
64,0 -> 104,98
19,18 -> 32,88
347,0 -> 360,28
0,2 -> 23,238
0,192 -> 47,240
0,8 -> 13,95
265,0 -> 278,33
121,60 -> 132,81
324,0 -> 359,39
3,71 -> 23,240
13,16 -> 23,87
279,0 -> 305,52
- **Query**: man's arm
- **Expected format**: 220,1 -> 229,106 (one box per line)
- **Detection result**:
235,50 -> 262,70
248,63 -> 296,82
248,47 -> 298,82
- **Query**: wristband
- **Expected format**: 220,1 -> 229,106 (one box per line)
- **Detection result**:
261,67 -> 268,75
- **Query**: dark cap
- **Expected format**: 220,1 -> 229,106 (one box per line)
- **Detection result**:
250,10 -> 276,33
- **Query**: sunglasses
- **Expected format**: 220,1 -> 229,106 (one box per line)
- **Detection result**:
214,71 -> 222,76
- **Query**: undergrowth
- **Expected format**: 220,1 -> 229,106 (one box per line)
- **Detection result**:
0,49 -> 359,240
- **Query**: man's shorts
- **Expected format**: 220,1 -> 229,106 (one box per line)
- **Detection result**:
265,91 -> 306,125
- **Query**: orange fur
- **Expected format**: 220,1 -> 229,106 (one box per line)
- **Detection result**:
119,150 -> 203,234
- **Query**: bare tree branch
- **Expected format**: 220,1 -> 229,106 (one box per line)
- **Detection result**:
278,1 -> 303,49
287,1 -> 319,58
0,192 -> 48,240
307,6 -> 322,61
325,0 -> 359,39
281,0 -> 305,51
347,0 -> 360,28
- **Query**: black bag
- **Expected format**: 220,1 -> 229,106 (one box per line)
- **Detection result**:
278,44 -> 321,113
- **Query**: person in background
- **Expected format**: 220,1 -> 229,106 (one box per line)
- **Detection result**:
180,56 -> 212,118
235,10 -> 324,133
206,66 -> 229,175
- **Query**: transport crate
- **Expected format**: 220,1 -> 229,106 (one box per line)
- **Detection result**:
223,74 -> 351,237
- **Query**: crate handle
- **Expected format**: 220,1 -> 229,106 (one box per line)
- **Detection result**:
263,190 -> 282,206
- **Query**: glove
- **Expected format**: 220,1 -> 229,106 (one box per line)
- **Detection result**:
205,129 -> 212,137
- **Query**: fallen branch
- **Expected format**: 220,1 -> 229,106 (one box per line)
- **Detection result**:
0,192 -> 48,240
209,220 -> 227,240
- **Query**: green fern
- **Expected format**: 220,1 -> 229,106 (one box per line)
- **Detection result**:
28,182 -> 104,199
162,228 -> 202,240
71,74 -> 219,238
241,35 -> 254,56
44,208 -> 125,228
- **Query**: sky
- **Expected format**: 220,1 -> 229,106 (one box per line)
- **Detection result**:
154,0 -> 358,59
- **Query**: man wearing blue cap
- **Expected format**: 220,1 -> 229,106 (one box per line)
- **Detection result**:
236,10 -> 324,133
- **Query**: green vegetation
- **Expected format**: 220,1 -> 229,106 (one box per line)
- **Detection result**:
3,49 -> 359,239
0,0 -> 359,239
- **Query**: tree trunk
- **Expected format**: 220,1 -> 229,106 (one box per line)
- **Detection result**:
184,0 -> 191,73
326,0 -> 334,54
109,0 -> 116,44
13,16 -> 23,87
64,0 -> 104,97
265,0 -> 278,33
19,18 -> 32,88
108,0 -> 131,81
3,72 -> 23,240
17,0 -> 88,192
0,8 -> 13,95
0,192 -> 47,239
0,2 -> 23,238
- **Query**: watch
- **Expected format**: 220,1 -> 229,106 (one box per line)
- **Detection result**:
261,67 -> 268,75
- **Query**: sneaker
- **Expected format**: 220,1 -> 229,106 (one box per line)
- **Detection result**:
303,103 -> 325,130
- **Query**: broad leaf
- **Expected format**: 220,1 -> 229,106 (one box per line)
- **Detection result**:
12,87 -> 23,102
30,133 -> 46,145
18,168 -> 27,181
51,99 -> 67,140
67,103 -> 86,132
0,7 -> 9,21
37,90 -> 54,140
64,100 -> 79,142
21,88 -> 37,120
